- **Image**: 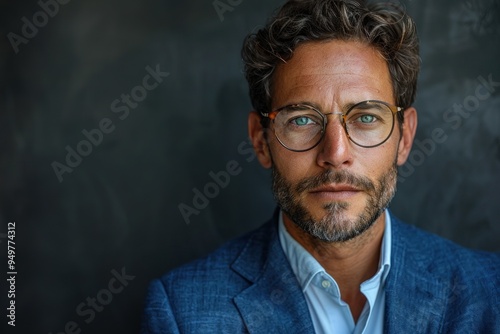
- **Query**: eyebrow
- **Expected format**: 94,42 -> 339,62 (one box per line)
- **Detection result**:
275,101 -> 358,113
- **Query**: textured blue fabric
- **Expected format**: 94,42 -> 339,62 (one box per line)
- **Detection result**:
141,211 -> 500,334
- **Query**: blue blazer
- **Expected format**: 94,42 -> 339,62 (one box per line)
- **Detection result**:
141,212 -> 500,333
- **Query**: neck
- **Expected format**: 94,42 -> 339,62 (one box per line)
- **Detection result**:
283,211 -> 386,322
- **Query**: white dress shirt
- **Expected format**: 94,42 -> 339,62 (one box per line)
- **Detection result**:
278,209 -> 392,334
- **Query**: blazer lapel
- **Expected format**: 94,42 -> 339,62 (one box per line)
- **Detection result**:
231,214 -> 315,334
385,217 -> 448,333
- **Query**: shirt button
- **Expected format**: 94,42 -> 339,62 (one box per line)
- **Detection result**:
321,280 -> 331,288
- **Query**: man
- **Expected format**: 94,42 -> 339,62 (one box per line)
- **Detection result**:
142,0 -> 500,333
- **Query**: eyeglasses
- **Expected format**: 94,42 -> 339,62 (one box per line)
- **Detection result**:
261,100 -> 403,152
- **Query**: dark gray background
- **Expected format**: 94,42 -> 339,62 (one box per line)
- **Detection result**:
1,0 -> 499,333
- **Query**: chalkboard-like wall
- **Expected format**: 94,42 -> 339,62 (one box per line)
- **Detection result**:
1,0 -> 499,332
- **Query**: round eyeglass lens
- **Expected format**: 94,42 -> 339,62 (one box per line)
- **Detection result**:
272,101 -> 396,151
344,101 -> 395,147
273,106 -> 325,151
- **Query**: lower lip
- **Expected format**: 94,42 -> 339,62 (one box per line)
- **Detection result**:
309,190 -> 360,201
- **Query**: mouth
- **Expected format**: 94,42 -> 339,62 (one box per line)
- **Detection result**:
309,184 -> 362,200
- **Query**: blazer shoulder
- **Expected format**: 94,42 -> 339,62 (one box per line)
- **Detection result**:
386,216 -> 500,333
391,215 -> 500,285
142,217 -> 281,333
158,218 -> 277,292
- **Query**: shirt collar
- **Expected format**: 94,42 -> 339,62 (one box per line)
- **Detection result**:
278,209 -> 392,291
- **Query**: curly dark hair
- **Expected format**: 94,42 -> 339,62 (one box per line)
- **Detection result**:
242,0 -> 420,126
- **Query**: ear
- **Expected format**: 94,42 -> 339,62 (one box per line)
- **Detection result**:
396,107 -> 418,166
248,111 -> 272,169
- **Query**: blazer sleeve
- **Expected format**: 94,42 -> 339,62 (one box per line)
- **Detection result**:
141,279 -> 180,334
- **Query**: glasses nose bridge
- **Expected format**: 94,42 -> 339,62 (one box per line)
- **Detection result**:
322,111 -> 347,129
319,110 -> 351,147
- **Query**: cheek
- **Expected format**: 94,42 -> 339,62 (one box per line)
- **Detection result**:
354,142 -> 398,176
270,142 -> 317,182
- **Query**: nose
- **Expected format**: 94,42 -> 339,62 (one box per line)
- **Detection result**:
315,113 -> 353,168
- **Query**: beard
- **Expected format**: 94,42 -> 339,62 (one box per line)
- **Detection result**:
271,163 -> 398,243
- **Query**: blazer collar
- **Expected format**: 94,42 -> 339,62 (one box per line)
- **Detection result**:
385,215 -> 448,333
231,210 -> 315,334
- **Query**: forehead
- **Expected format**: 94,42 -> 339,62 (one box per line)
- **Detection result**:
272,40 -> 394,108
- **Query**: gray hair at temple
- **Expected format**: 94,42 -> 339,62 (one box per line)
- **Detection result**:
241,0 -> 420,126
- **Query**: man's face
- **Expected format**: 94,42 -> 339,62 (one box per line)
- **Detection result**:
250,40 -> 416,243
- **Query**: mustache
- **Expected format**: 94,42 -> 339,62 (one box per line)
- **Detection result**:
295,169 -> 375,194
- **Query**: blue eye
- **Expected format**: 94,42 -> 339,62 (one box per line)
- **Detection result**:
359,114 -> 376,123
292,117 -> 314,126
